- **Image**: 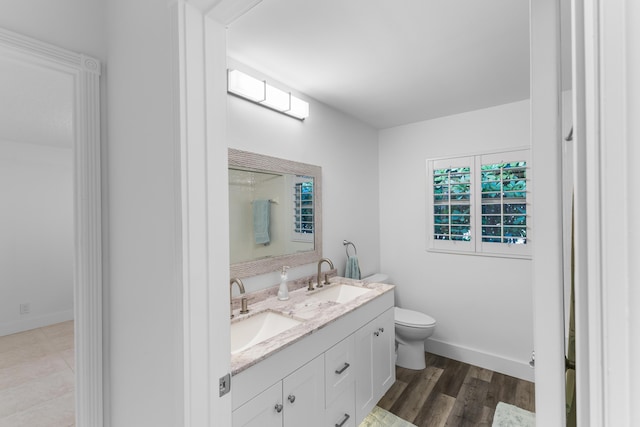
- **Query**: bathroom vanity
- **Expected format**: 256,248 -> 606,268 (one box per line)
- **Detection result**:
230,278 -> 395,427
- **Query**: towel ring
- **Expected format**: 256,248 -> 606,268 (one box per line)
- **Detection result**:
343,240 -> 357,258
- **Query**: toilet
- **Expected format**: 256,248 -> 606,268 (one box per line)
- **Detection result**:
364,274 -> 437,370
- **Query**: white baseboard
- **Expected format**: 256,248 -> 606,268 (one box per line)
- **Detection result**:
425,338 -> 535,382
0,309 -> 74,337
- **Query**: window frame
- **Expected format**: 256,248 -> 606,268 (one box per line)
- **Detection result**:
426,148 -> 531,258
427,155 -> 476,253
291,174 -> 314,243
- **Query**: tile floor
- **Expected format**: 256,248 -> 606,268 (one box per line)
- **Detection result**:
0,321 -> 75,427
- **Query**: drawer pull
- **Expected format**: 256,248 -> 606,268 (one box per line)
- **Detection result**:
288,394 -> 296,404
335,362 -> 350,375
274,403 -> 283,413
335,413 -> 350,427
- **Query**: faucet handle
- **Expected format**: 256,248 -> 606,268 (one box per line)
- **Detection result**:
307,279 -> 314,291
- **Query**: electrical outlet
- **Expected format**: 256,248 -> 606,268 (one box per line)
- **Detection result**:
19,303 -> 30,315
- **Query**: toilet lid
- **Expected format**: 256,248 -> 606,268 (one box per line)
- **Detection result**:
395,307 -> 436,328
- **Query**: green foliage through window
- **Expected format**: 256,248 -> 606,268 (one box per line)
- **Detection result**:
294,179 -> 313,234
433,167 -> 471,241
480,162 -> 527,244
428,151 -> 530,257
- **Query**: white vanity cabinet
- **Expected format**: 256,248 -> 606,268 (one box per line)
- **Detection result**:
232,287 -> 394,427
355,307 -> 395,422
233,355 -> 325,427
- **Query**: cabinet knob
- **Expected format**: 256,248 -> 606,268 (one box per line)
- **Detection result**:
335,413 -> 350,427
374,331 -> 380,337
288,394 -> 296,404
379,327 -> 384,333
274,403 -> 283,413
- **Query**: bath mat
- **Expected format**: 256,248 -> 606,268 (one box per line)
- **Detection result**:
492,402 -> 536,427
359,406 -> 417,427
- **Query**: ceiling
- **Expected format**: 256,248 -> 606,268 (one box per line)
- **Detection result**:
227,0 -> 531,129
0,57 -> 73,148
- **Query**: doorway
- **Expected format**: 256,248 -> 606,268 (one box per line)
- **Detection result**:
0,28 -> 103,426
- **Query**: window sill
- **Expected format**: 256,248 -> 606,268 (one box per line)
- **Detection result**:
426,248 -> 532,260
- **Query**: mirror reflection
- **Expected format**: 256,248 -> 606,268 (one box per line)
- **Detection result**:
228,149 -> 322,278
228,168 -> 314,264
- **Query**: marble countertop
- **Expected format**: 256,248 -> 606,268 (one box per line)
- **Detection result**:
230,276 -> 394,375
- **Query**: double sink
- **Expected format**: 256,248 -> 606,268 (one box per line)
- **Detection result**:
230,284 -> 372,355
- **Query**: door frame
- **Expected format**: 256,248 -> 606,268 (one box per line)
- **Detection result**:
573,0 -> 638,425
0,28 -> 103,426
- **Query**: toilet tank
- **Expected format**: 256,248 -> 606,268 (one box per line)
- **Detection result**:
363,273 -> 391,284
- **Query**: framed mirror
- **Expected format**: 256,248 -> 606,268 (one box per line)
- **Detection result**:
229,148 -> 322,278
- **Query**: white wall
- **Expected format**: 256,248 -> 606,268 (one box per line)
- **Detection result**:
227,59 -> 380,292
105,0 -> 183,425
0,0 -> 106,61
0,140 -> 73,335
378,100 -> 534,380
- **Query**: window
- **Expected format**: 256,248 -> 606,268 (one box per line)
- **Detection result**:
427,149 -> 530,257
480,161 -> 527,244
292,175 -> 314,242
433,162 -> 473,243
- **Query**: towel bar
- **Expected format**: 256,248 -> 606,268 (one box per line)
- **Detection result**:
343,240 -> 357,258
250,198 -> 279,204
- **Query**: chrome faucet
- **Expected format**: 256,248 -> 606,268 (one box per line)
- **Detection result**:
230,278 -> 247,319
316,258 -> 334,288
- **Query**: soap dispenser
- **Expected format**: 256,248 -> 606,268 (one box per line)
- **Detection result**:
277,266 -> 290,301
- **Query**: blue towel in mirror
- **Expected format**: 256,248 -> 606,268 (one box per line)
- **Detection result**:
345,256 -> 361,280
253,200 -> 271,245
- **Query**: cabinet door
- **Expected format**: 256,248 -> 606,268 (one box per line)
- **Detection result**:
355,307 -> 397,424
233,381 -> 283,427
325,334 -> 356,407
354,320 -> 375,423
283,355 -> 325,427
373,307 -> 395,399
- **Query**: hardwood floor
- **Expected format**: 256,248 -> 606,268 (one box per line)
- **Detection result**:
378,353 -> 535,427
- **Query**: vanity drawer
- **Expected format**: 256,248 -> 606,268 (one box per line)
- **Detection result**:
325,334 -> 356,407
325,382 -> 355,427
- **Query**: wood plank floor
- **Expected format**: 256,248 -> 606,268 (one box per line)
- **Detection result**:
377,353 -> 535,427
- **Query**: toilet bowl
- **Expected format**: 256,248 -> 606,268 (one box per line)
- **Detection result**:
364,274 -> 437,370
394,307 -> 436,370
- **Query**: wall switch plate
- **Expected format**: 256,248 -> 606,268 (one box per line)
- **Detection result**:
19,303 -> 30,315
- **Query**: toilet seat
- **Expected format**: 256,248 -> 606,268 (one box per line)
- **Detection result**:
394,307 -> 436,328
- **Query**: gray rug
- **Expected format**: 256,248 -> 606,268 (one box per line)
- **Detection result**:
492,402 -> 536,427
359,406 -> 417,427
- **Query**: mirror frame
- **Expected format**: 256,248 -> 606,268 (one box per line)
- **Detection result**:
229,148 -> 322,278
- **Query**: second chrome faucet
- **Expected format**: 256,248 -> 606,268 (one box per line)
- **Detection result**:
316,258 -> 334,288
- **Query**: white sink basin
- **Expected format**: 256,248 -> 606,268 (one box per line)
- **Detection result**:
311,284 -> 372,304
231,311 -> 302,355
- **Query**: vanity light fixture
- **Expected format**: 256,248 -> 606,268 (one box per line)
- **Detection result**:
227,69 -> 309,120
